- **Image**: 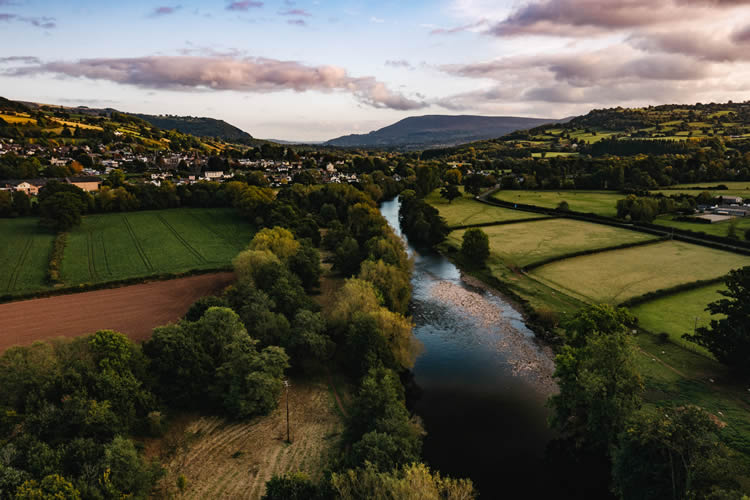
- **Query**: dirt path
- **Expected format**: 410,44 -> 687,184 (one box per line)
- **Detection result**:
0,273 -> 234,351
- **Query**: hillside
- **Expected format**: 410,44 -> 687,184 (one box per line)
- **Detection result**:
325,114 -> 563,150
0,96 -> 30,113
133,114 -> 254,143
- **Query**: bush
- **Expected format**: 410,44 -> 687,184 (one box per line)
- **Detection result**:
46,232 -> 68,284
461,228 -> 490,267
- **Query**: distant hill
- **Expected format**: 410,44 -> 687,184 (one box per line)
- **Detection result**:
325,115 -> 566,150
133,114 -> 254,143
0,96 -> 30,113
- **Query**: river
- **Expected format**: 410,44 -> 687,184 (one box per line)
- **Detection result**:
379,197 -> 611,498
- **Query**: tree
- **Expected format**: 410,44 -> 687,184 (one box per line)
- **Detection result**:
683,267 -> 750,376
461,228 -> 490,267
612,406 -> 740,500
557,200 -> 571,212
15,474 -> 81,500
443,168 -> 462,185
549,305 -> 643,454
358,259 -> 411,316
440,184 -> 461,204
39,192 -> 84,231
262,473 -> 327,500
249,227 -> 300,261
288,242 -> 321,291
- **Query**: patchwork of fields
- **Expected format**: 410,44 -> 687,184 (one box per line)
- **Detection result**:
447,218 -> 658,268
0,208 -> 254,295
492,190 -> 622,216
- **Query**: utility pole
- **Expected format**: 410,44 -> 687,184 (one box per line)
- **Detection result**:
284,380 -> 290,443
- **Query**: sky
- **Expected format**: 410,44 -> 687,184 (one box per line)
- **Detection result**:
1,0 -> 750,141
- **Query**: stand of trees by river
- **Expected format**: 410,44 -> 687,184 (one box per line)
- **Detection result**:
0,183 -> 475,499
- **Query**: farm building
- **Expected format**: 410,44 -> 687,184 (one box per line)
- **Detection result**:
67,176 -> 101,192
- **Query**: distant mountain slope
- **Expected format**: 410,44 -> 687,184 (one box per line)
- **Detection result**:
0,96 -> 30,113
325,115 -> 565,150
134,114 -> 253,143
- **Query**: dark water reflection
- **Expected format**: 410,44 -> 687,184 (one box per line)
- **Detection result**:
380,197 -> 612,498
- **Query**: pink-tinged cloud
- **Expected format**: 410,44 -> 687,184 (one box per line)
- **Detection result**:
151,5 -> 180,17
227,1 -> 263,11
488,0 -> 750,37
6,55 -> 426,110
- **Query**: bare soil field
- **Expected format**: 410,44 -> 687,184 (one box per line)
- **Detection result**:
0,272 -> 234,351
151,379 -> 344,499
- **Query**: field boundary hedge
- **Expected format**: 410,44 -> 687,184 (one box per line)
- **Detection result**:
0,267 -> 233,304
523,237 -> 667,272
46,232 -> 67,285
450,216 -> 556,230
618,276 -> 726,308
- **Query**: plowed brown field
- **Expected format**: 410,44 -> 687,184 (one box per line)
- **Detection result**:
0,273 -> 234,351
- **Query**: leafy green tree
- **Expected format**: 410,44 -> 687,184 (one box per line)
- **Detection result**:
440,184 -> 461,204
461,228 -> 490,267
334,236 -> 362,276
0,190 -> 12,217
549,305 -> 643,454
262,472 -> 327,500
39,192 -> 85,231
289,242 -> 321,291
612,406 -> 740,500
103,436 -> 162,498
15,474 -> 81,500
683,267 -> 750,376
12,191 -> 31,216
184,295 -> 229,321
106,169 -> 126,188
358,259 -> 411,316
249,227 -> 300,261
443,168 -> 462,186
557,200 -> 570,212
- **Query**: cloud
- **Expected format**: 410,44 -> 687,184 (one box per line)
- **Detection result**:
629,28 -> 750,62
150,5 -> 180,17
279,8 -> 311,16
0,56 -> 40,64
0,13 -> 56,28
385,59 -> 412,69
226,1 -> 263,11
370,16 -> 384,23
287,19 -> 306,26
5,55 -> 427,111
487,0 -> 750,37
430,19 -> 488,35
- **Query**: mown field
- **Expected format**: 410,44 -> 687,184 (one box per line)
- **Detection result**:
447,218 -> 658,268
655,181 -> 750,198
531,241 -> 750,304
152,378 -> 346,499
492,190 -> 622,216
425,189 -> 548,227
61,208 -> 254,285
0,208 -> 254,296
0,218 -> 55,295
653,215 -> 750,238
631,283 -> 725,355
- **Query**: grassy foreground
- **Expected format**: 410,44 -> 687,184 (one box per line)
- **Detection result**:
492,190 -> 623,217
426,189 -> 547,227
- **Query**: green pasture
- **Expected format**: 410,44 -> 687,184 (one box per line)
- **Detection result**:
653,215 -> 750,238
655,181 -> 750,198
448,218 -> 658,268
492,190 -> 622,216
0,218 -> 55,294
425,189 -> 547,227
531,240 -> 750,304
631,284 -> 727,356
61,208 -> 254,285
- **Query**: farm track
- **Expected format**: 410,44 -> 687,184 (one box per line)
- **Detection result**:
157,214 -> 208,264
0,272 -> 234,351
6,237 -> 34,292
122,215 -> 153,272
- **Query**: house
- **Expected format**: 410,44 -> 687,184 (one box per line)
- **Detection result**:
717,195 -> 743,205
66,176 -> 101,192
3,179 -> 48,195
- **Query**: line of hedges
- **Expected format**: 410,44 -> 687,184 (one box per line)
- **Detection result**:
522,237 -> 668,271
0,267 -> 234,304
450,216 -> 557,230
618,276 -> 726,308
46,232 -> 67,285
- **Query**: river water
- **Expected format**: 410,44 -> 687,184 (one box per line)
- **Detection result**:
379,197 -> 609,498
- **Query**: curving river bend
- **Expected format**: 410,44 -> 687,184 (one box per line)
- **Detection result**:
380,197 -> 610,498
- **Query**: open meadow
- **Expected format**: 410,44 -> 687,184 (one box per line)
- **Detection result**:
0,208 -> 254,296
631,283 -> 726,356
653,214 -> 750,238
152,378 -> 346,500
655,181 -> 750,198
492,190 -> 622,216
531,240 -> 750,304
0,218 -> 55,295
425,189 -> 547,227
448,218 -> 658,268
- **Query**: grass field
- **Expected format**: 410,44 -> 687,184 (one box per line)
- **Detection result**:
631,283 -> 725,356
0,218 -> 55,294
531,241 -> 749,304
655,181 -> 750,198
425,189 -> 548,227
492,190 -> 622,217
0,113 -> 36,124
447,219 -> 658,268
152,378 -> 346,499
61,208 -> 254,285
653,215 -> 750,238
